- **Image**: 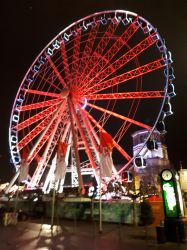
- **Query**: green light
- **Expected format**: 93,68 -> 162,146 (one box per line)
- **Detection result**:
162,181 -> 177,218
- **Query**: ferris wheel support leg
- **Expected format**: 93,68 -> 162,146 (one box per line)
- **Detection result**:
67,98 -> 85,195
99,167 -> 103,233
5,171 -> 20,194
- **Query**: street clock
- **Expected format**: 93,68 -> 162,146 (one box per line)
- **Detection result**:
161,169 -> 173,181
160,169 -> 184,218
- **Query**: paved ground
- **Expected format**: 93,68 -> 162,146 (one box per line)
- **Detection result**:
0,218 -> 186,250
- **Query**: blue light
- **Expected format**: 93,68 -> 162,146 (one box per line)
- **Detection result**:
81,98 -> 87,109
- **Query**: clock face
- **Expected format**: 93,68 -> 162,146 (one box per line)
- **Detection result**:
161,170 -> 173,181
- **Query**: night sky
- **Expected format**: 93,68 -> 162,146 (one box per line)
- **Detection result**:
1,0 -> 187,182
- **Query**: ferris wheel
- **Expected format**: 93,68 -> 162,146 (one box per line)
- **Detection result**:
8,10 -> 175,193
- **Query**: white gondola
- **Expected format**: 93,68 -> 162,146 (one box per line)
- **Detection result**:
156,120 -> 166,134
163,98 -> 173,116
121,171 -> 133,182
146,139 -> 158,150
134,156 -> 146,168
167,83 -> 176,98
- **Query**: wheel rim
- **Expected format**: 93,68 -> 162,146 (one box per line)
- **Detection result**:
9,10 -> 171,190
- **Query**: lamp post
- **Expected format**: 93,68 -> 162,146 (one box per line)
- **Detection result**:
160,168 -> 186,242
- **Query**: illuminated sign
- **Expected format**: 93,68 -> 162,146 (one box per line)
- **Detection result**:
162,181 -> 177,218
176,175 -> 184,217
179,169 -> 187,190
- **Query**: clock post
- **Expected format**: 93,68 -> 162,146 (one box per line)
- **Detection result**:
160,169 -> 186,242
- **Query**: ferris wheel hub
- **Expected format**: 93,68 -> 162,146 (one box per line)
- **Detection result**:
61,88 -> 70,98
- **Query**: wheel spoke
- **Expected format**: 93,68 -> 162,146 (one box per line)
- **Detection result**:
79,16 -> 139,90
14,103 -> 61,131
103,16 -> 140,63
37,64 -> 63,92
42,122 -> 72,191
85,58 -> 166,94
29,111 -> 70,188
23,88 -> 61,98
24,104 -> 67,165
77,23 -> 100,81
85,33 -> 158,88
61,41 -> 71,83
87,102 -> 152,130
79,106 -> 100,152
70,32 -> 81,85
18,99 -> 62,111
82,109 -> 131,161
70,103 -> 98,173
47,56 -> 67,88
86,90 -> 165,100
17,113 -> 54,149
79,21 -> 118,84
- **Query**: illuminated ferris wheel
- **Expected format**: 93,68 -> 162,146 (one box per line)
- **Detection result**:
8,10 -> 175,193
